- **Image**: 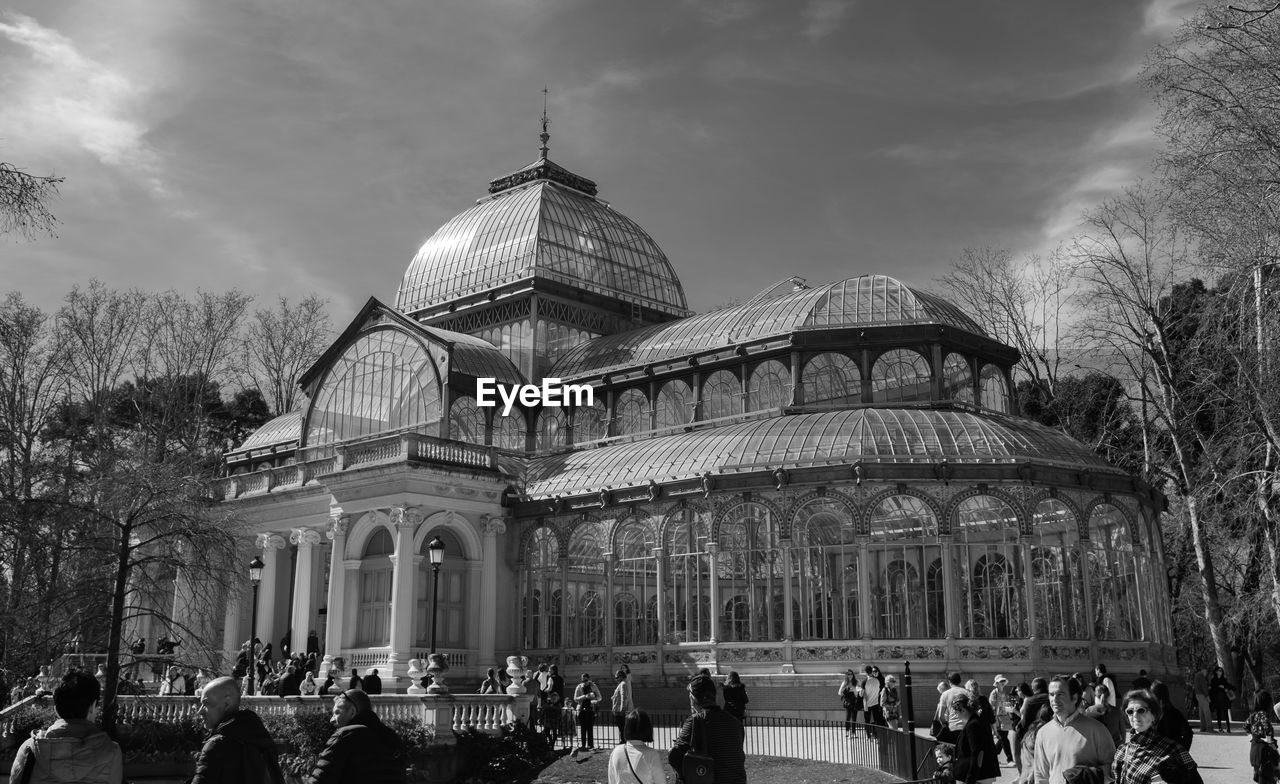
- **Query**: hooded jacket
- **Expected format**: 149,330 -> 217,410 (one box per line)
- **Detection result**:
192,709 -> 284,784
9,718 -> 123,784
307,710 -> 406,784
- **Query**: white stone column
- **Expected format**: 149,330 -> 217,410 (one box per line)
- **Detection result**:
255,533 -> 287,644
479,517 -> 505,669
221,585 -> 242,672
290,526 -> 322,654
388,506 -> 421,689
322,515 -> 349,679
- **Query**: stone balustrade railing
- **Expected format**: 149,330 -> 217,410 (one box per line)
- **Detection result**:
211,433 -> 494,501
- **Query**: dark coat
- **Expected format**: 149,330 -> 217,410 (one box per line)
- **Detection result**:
1157,703 -> 1194,750
363,673 -> 383,695
954,716 -> 1001,784
668,707 -> 746,784
191,709 -> 284,784
722,683 -> 749,720
1014,693 -> 1050,752
306,710 -> 406,784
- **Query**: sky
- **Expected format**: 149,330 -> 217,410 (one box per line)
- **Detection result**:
0,0 -> 1205,328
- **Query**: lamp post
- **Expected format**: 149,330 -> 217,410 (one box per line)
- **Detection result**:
427,537 -> 445,653
247,556 -> 264,697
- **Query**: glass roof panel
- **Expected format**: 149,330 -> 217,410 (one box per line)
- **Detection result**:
234,410 -> 303,453
520,408 -> 1117,498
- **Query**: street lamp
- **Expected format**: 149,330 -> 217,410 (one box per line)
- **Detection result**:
247,555 -> 264,697
427,537 -> 445,653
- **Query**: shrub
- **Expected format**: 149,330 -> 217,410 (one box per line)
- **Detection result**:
2,699 -> 57,745
115,717 -> 206,763
452,722 -> 555,784
263,711 -> 335,776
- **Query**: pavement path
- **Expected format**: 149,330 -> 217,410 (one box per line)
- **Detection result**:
981,728 -> 1249,784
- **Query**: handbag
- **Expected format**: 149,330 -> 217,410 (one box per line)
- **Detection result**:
930,718 -> 944,738
681,714 -> 715,784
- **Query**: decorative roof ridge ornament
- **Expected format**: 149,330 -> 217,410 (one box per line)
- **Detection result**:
539,86 -> 550,159
486,89 -> 600,197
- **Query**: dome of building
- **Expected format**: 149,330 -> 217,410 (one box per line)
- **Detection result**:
233,410 -> 302,454
552,274 -> 987,376
396,156 -> 689,318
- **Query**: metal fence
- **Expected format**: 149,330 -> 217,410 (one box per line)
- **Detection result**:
537,710 -> 940,781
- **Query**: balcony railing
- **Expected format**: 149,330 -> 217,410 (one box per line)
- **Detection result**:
212,432 -> 495,501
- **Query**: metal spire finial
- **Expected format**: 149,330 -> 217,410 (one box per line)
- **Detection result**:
539,86 -> 550,159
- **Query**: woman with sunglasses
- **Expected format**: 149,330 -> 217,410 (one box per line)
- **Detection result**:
1112,689 -> 1204,784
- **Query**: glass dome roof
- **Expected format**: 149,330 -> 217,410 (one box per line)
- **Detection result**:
551,275 -> 988,376
518,407 -> 1116,499
396,158 -> 689,317
231,410 -> 302,454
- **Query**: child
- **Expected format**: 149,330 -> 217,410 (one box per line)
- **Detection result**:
933,742 -> 956,784
542,690 -> 563,745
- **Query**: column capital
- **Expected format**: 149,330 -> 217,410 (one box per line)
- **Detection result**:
482,517 -> 507,537
327,516 -> 349,540
390,505 -> 420,530
291,527 -> 322,548
256,533 -> 286,551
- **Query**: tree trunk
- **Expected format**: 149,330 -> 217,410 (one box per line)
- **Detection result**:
1186,495 -> 1235,684
102,522 -> 133,737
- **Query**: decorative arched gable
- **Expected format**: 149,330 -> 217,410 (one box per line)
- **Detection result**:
943,487 -> 1029,536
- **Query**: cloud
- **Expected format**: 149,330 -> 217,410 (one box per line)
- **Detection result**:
1142,0 -> 1201,35
803,0 -> 852,41
0,11 -> 167,197
684,0 -> 760,26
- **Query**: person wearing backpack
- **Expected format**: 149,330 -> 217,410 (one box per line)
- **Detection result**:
669,673 -> 745,784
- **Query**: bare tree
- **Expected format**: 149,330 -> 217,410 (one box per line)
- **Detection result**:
0,162 -> 62,239
240,295 -> 331,416
937,247 -> 1076,396
1069,182 -> 1239,683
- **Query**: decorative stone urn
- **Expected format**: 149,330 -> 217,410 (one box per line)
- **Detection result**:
504,655 -> 528,695
406,659 -> 427,694
425,653 -> 450,694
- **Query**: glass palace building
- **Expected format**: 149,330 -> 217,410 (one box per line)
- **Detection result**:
211,142 -> 1173,704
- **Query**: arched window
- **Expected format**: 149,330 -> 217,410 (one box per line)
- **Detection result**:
535,408 -> 566,451
1089,504 -> 1143,641
717,503 -> 782,642
791,499 -> 857,640
942,353 -> 974,404
574,400 -> 608,443
980,364 -> 1009,413
614,519 -> 658,646
871,349 -> 931,404
614,592 -> 642,646
955,495 -> 1024,639
307,329 -> 442,445
357,528 -> 394,647
868,495 -> 939,638
494,411 -> 526,451
655,380 -> 693,428
567,521 -> 607,647
523,527 -> 560,649
449,396 -> 484,444
926,559 -> 946,637
801,352 -> 861,407
614,388 -> 649,436
726,595 -> 752,642
667,509 -> 712,643
701,370 -> 739,421
415,529 -> 466,649
747,359 -> 791,412
1031,499 -> 1085,639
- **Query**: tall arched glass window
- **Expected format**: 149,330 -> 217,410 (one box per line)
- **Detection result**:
943,353 -> 975,404
667,509 -> 712,643
448,396 -> 484,444
980,364 -> 1010,413
747,359 -> 791,412
716,503 -> 783,641
655,379 -> 693,428
614,592 -> 642,647
567,521 -> 607,648
357,528 -> 394,647
955,495 -> 1025,638
701,370 -> 740,420
871,349 -> 931,404
535,408 -> 566,451
868,495 -> 941,638
801,352 -> 861,407
614,388 -> 649,436
574,400 -> 608,443
522,527 -> 561,649
792,499 -> 857,640
614,519 -> 658,646
1089,504 -> 1143,641
1031,499 -> 1086,639
307,329 -> 443,445
494,411 -> 526,451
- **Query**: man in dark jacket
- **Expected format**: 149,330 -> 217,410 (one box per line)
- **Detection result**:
308,689 -> 406,784
193,676 -> 284,784
669,673 -> 746,784
362,669 -> 383,694
1014,677 -> 1050,757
